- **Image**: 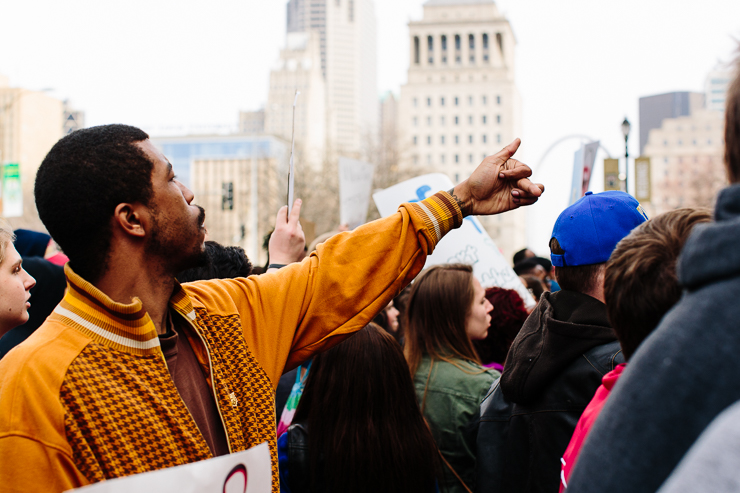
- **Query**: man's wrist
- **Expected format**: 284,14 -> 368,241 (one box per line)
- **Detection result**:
447,184 -> 473,217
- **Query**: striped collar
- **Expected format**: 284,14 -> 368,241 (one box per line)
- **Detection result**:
49,264 -> 197,356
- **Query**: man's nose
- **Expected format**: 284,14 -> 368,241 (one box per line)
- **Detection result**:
178,180 -> 195,204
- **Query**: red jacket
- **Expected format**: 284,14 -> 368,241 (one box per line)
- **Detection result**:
560,363 -> 626,492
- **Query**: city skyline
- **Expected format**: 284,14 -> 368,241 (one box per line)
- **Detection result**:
2,0 -> 740,253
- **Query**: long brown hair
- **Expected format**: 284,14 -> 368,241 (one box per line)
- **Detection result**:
404,264 -> 481,375
292,323 -> 439,493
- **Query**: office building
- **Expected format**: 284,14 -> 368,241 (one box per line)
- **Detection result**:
0,76 -> 63,230
238,109 -> 265,134
638,92 -> 704,155
397,0 -> 524,260
151,134 -> 288,263
642,109 -> 726,217
705,64 -> 734,112
279,0 -> 377,155
265,31 -> 326,165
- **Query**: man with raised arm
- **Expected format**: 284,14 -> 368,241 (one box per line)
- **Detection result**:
0,124 -> 543,493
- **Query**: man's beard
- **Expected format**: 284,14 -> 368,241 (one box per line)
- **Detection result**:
147,206 -> 207,275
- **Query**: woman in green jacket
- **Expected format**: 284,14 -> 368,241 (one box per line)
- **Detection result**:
405,264 -> 499,493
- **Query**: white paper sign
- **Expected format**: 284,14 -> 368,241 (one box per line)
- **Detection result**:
569,141 -> 600,205
68,442 -> 271,493
373,174 -> 536,309
339,157 -> 375,229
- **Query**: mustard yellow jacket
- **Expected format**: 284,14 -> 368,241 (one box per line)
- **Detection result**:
0,192 -> 462,493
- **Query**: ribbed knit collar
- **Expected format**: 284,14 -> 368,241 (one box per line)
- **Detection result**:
48,264 -> 197,356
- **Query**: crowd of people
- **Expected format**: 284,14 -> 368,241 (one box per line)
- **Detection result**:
0,54 -> 739,493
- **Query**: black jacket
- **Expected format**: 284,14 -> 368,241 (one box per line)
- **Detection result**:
566,183 -> 740,493
475,290 -> 623,493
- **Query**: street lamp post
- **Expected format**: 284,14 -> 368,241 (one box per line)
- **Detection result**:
621,117 -> 631,192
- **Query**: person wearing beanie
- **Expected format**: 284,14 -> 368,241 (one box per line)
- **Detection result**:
475,191 -> 647,493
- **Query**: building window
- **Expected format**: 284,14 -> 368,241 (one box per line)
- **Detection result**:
441,35 -> 447,50
496,32 -> 503,53
455,34 -> 461,64
482,153 -> 487,160
455,173 -> 460,182
413,36 -> 420,64
496,95 -> 501,105
496,134 -> 501,143
468,95 -> 473,106
427,97 -> 432,107
664,140 -> 668,146
222,182 -> 234,211
468,115 -> 473,124
469,154 -> 474,163
482,134 -> 488,143
455,135 -> 459,144
440,135 -> 446,145
454,96 -> 459,106
482,95 -> 487,105
427,36 -> 434,64
440,96 -> 445,106
496,114 -> 501,124
482,115 -> 487,124
454,116 -> 459,125
455,154 -> 459,163
441,154 -> 446,164
427,116 -> 432,126
427,135 -> 431,145
427,154 -> 432,164
413,116 -> 418,126
468,135 -> 473,144
414,155 -> 419,165
440,116 -> 445,125
413,97 -> 418,107
413,136 -> 417,145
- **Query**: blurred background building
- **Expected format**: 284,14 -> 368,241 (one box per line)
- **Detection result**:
0,75 -> 83,231
640,66 -> 734,217
273,0 -> 378,156
397,0 -> 525,261
151,134 -> 288,264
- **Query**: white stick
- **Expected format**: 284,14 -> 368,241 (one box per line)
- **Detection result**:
287,90 -> 300,218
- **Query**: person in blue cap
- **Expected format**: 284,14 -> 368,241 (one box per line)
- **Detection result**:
474,190 -> 647,493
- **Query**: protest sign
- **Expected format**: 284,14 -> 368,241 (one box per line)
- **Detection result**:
338,157 -> 375,229
569,141 -> 600,205
373,173 -> 536,309
68,442 -> 271,493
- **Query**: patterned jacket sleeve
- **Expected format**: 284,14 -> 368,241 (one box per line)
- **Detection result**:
185,191 -> 463,386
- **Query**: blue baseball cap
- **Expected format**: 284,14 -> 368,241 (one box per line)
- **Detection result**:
550,191 -> 648,267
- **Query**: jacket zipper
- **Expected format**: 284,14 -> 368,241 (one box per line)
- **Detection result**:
167,310 -> 233,455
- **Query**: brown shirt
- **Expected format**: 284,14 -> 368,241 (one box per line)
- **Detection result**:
159,315 -> 230,456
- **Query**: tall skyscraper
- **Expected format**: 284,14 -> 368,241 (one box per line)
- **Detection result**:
398,0 -> 524,260
638,92 -> 704,155
275,0 -> 378,155
265,31 -> 326,165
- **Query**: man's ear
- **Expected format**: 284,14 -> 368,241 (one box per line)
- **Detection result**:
113,203 -> 148,238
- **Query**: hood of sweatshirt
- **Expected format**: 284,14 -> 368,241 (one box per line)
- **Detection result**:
499,290 -> 617,404
679,184 -> 740,290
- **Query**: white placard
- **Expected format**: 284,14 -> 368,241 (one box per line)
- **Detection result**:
373,174 -> 536,309
68,442 -> 271,493
569,141 -> 600,205
338,157 -> 375,229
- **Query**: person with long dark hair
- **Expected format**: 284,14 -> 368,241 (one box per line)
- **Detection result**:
278,323 -> 440,493
404,264 -> 499,493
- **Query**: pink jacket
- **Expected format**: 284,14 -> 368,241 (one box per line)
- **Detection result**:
560,363 -> 627,492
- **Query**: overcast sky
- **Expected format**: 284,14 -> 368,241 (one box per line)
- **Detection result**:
2,0 -> 739,253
